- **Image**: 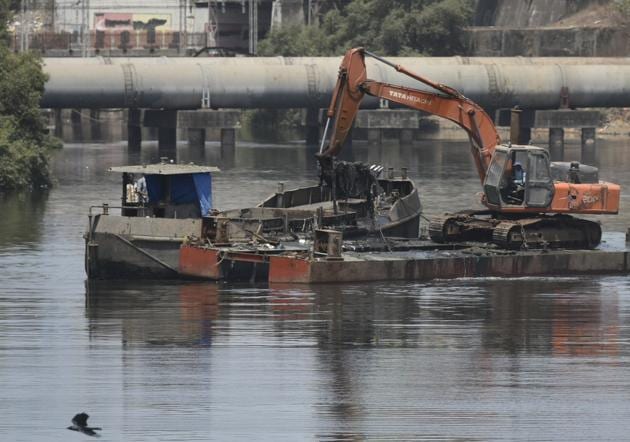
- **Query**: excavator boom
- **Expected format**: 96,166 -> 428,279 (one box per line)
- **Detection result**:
320,48 -> 366,157
320,48 -> 500,183
360,80 -> 499,183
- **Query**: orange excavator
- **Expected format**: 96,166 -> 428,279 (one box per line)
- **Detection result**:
318,48 -> 620,249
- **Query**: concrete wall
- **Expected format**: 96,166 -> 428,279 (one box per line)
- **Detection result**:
466,26 -> 630,56
473,0 -> 609,27
468,0 -> 629,57
270,0 -> 305,30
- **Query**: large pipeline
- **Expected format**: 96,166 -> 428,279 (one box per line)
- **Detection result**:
41,56 -> 630,110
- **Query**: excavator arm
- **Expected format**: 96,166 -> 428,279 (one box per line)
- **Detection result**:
319,48 -> 501,183
319,48 -> 367,158
318,48 -> 619,250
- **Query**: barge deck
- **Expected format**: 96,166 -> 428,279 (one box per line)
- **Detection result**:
178,232 -> 630,284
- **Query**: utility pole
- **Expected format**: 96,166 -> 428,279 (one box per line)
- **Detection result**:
81,0 -> 90,57
248,0 -> 257,54
207,1 -> 217,47
50,0 -> 55,32
307,0 -> 311,25
178,0 -> 185,53
19,0 -> 28,52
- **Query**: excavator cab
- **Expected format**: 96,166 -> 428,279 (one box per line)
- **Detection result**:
484,145 -> 554,210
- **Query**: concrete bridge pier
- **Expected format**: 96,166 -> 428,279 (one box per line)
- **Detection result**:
178,110 -> 241,150
144,110 -> 178,156
127,109 -> 142,151
498,108 -> 601,162
90,109 -> 101,141
70,109 -> 84,140
400,129 -> 414,144
187,128 -> 206,149
581,127 -> 597,163
53,109 -> 63,138
356,110 -> 421,146
159,129 -> 177,148
367,128 -> 382,145
304,108 -> 321,146
533,110 -> 601,162
220,128 -> 236,150
548,128 -> 565,161
71,108 -> 82,125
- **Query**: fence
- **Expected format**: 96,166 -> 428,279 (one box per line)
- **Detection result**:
9,31 -> 215,54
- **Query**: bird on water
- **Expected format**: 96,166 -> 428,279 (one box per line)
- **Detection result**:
67,412 -> 102,437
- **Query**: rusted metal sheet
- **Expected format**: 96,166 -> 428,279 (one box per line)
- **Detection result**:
298,250 -> 630,283
179,245 -> 222,280
268,255 -> 312,284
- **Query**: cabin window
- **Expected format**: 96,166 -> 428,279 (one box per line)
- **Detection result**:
531,154 -> 551,182
484,150 -> 507,206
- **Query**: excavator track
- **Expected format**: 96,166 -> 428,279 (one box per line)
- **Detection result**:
492,216 -> 602,250
428,215 -> 461,243
429,212 -> 497,244
430,213 -> 601,249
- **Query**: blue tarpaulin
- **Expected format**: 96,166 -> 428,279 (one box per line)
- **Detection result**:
192,173 -> 212,216
144,173 -> 212,215
170,175 -> 198,205
145,175 -> 163,203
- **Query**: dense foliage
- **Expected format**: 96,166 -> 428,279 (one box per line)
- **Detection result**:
614,0 -> 630,20
0,2 -> 58,190
0,0 -> 20,42
258,0 -> 474,56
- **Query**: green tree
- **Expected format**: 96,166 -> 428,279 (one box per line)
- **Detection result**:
0,0 -> 20,42
0,2 -> 58,190
406,0 -> 474,56
258,0 -> 474,56
614,0 -> 630,25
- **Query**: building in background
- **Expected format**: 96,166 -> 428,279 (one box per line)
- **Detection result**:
12,0 -> 307,55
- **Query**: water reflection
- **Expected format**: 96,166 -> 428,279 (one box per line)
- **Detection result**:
0,191 -> 48,247
83,277 -> 627,439
85,281 -> 223,347
478,279 -> 622,357
84,277 -> 623,358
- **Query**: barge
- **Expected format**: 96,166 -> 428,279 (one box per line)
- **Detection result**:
85,160 -> 422,280
178,232 -> 630,284
85,162 -> 219,279
85,160 -> 630,284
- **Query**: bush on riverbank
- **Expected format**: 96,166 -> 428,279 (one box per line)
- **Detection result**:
0,120 -> 52,189
0,5 -> 59,191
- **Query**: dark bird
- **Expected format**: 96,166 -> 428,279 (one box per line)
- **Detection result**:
67,412 -> 102,438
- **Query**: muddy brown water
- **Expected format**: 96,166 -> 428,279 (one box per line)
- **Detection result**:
1,135 -> 630,440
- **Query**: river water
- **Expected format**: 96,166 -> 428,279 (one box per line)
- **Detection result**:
1,131 -> 630,440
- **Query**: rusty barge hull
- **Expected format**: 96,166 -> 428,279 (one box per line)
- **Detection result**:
178,233 -> 630,284
266,248 -> 630,284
